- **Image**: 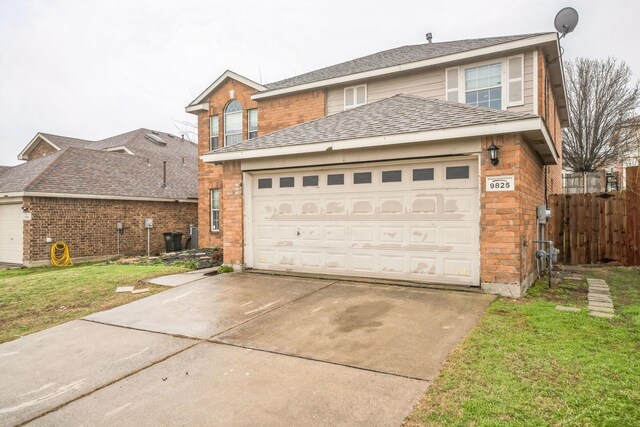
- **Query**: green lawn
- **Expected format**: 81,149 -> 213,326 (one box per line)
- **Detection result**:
405,267 -> 640,426
0,263 -> 192,344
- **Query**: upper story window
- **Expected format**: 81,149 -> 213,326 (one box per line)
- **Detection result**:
224,100 -> 242,146
344,84 -> 367,110
248,109 -> 258,139
210,115 -> 219,150
465,63 -> 502,110
445,54 -> 524,110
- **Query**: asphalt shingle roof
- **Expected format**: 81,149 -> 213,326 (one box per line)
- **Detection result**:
264,33 -> 550,90
1,129 -> 197,199
209,94 -> 537,155
40,133 -> 93,150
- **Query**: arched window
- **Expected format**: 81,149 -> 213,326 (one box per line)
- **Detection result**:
224,100 -> 242,146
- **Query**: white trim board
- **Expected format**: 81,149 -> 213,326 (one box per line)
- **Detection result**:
0,192 -> 198,203
201,117 -> 558,165
251,33 -> 558,101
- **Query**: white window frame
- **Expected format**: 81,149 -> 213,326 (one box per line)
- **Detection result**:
343,84 -> 367,110
247,108 -> 258,139
462,60 -> 505,110
210,115 -> 219,150
224,100 -> 242,146
210,189 -> 220,232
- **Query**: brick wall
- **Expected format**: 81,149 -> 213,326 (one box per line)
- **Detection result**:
480,133 -> 546,296
537,48 -> 563,194
27,140 -> 57,160
22,196 -> 197,264
258,90 -> 326,135
196,77 -> 326,253
221,160 -> 243,265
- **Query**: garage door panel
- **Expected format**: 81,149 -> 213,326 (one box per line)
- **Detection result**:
0,203 -> 24,264
249,159 -> 479,286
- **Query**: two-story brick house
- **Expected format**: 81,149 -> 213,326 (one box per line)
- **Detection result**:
186,32 -> 567,297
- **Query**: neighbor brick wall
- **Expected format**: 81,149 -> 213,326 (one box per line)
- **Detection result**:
22,196 -> 197,264
480,133 -> 546,290
196,77 -> 326,255
27,140 -> 57,160
537,48 -> 563,195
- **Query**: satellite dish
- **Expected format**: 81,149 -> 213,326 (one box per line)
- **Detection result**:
554,7 -> 579,37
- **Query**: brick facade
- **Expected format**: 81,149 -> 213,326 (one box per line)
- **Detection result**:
196,77 -> 326,254
22,196 -> 197,265
26,140 -> 57,160
480,133 -> 546,297
537,48 -> 563,194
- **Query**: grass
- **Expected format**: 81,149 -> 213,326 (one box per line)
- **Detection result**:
0,262 -> 192,344
404,267 -> 640,426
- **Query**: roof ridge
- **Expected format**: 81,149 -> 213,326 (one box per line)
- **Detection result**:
264,33 -> 553,89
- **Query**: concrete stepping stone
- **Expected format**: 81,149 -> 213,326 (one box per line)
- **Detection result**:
565,276 -> 584,281
589,311 -> 614,318
556,305 -> 580,312
586,278 -> 607,284
589,306 -> 614,313
588,295 -> 612,303
589,301 -> 614,309
589,289 -> 610,295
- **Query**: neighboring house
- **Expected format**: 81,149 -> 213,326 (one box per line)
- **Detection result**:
186,32 -> 567,297
0,129 -> 198,266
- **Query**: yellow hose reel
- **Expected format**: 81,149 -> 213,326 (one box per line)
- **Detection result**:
50,241 -> 72,267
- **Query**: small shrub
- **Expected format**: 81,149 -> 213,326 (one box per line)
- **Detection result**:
217,265 -> 234,274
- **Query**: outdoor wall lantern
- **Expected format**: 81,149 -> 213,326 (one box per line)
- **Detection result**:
487,143 -> 500,166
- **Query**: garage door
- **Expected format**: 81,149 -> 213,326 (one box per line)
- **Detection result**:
0,203 -> 24,264
248,158 -> 480,286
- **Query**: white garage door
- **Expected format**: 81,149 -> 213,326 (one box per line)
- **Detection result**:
248,158 -> 480,286
0,203 -> 24,264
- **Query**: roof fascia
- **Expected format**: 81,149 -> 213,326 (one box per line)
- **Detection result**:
186,70 -> 267,110
0,191 -> 198,203
252,33 -> 558,100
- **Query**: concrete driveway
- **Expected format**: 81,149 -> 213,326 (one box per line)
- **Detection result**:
0,273 -> 495,426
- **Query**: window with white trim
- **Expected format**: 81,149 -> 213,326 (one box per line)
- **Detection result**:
344,84 -> 367,109
247,109 -> 258,139
210,115 -> 219,150
224,100 -> 242,146
210,189 -> 220,231
465,63 -> 502,109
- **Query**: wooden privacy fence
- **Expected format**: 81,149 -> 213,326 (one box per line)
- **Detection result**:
548,167 -> 639,266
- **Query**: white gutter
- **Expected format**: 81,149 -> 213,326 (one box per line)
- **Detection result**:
0,192 -> 198,203
201,117 -> 557,164
252,33 -> 558,100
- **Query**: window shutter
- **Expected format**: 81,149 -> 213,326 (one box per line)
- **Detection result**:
507,55 -> 524,106
445,67 -> 460,103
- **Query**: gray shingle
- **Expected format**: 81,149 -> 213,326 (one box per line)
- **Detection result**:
264,33 -> 550,90
210,95 -> 536,155
1,129 -> 197,200
40,133 -> 92,149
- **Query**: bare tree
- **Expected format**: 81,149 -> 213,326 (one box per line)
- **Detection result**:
172,119 -> 197,143
562,58 -> 640,172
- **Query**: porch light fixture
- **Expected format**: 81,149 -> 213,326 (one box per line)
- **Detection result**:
487,143 -> 500,166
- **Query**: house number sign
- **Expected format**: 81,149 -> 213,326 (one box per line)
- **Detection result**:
486,175 -> 515,192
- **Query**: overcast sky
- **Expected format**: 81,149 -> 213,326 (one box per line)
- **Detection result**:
1,0 -> 638,166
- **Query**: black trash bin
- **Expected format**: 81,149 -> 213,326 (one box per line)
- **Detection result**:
172,232 -> 184,251
163,232 -> 175,252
